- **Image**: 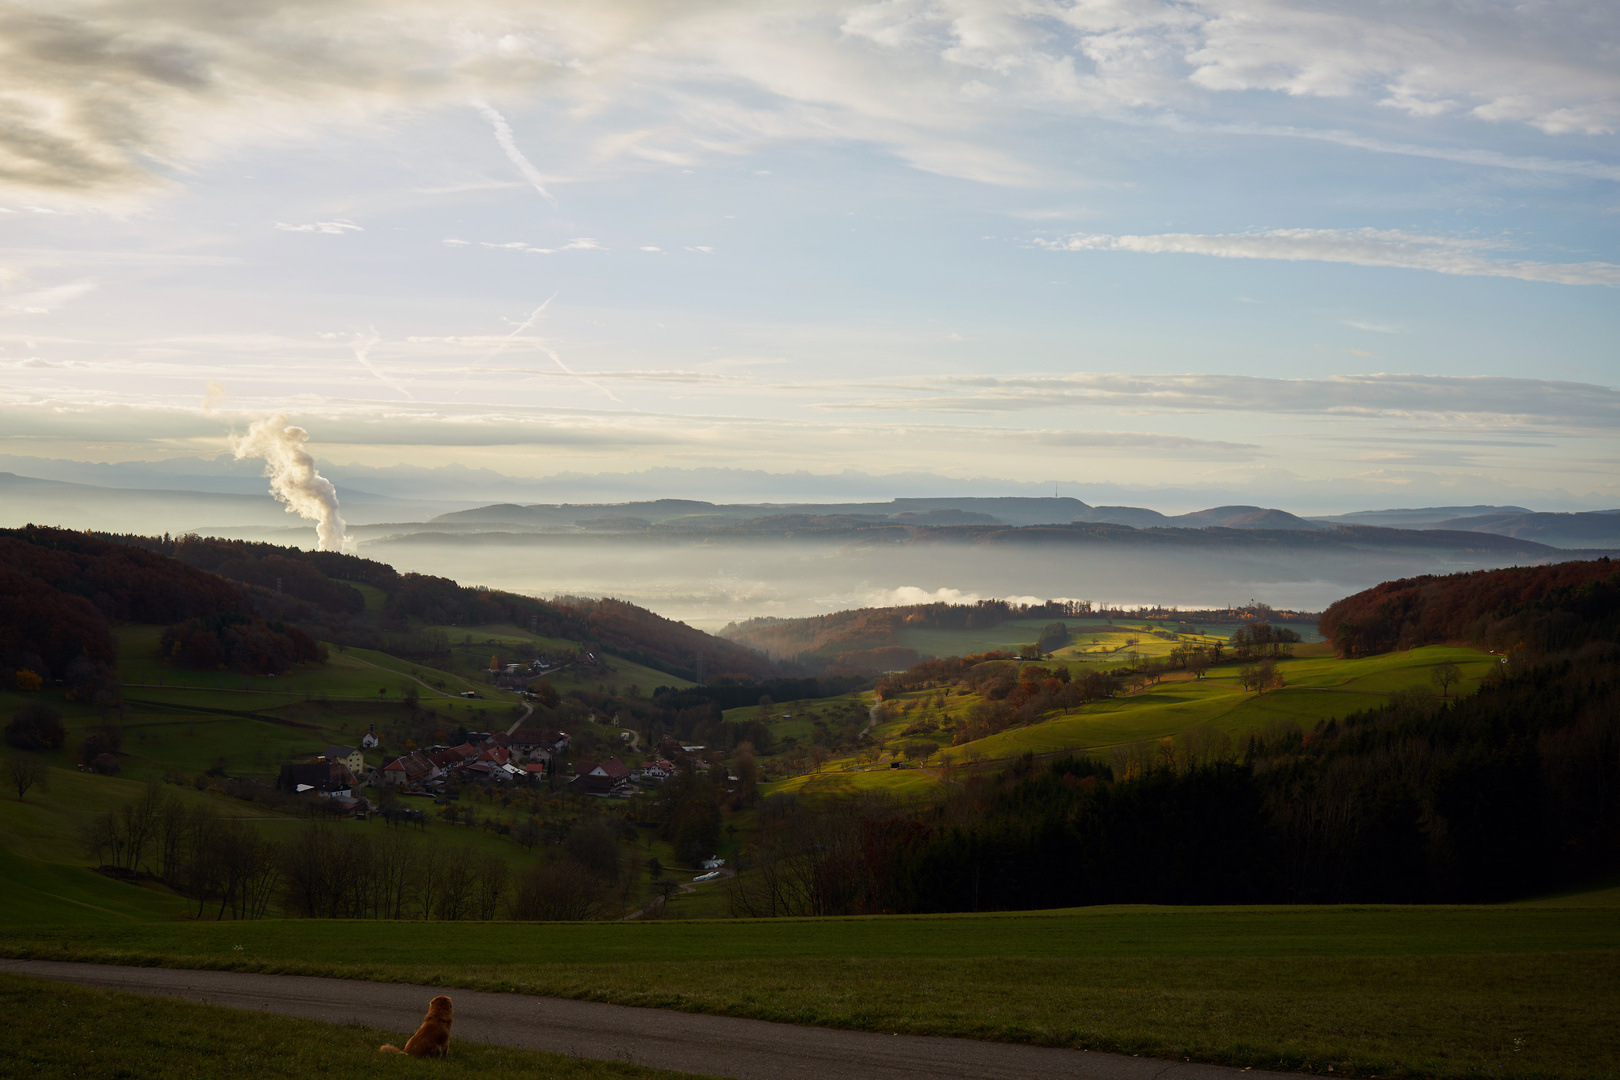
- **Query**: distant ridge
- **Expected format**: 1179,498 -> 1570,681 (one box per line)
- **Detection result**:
430,497 -> 1326,532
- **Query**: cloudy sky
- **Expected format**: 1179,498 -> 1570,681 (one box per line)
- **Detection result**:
3,0 -> 1617,510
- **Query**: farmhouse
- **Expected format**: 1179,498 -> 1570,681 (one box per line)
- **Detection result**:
380,751 -> 441,787
573,757 -> 631,795
321,744 -> 365,774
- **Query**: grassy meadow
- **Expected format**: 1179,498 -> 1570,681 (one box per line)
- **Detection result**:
0,971 -> 699,1080
3,894 -> 1616,1079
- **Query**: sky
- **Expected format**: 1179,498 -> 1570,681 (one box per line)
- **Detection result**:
3,0 -> 1618,513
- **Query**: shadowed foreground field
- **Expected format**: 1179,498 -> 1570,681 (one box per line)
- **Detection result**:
4,896 -> 1617,1079
0,972 -> 696,1080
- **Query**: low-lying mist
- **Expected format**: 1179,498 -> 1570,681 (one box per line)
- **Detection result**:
365,534 -> 1555,630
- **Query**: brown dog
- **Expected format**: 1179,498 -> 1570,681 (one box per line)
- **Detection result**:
379,995 -> 453,1057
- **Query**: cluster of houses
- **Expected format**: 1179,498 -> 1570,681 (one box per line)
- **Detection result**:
275,726 -> 692,807
376,728 -> 572,788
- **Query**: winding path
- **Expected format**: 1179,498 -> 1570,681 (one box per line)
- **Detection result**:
3,960 -> 1301,1080
343,653 -> 460,698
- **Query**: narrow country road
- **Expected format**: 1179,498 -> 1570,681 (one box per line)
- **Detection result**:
3,960 -> 1302,1080
505,699 -> 535,735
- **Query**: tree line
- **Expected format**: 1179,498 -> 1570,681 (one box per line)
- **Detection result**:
84,782 -> 643,921
728,646 -> 1620,914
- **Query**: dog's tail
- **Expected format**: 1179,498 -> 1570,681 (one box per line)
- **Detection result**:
379,1044 -> 407,1054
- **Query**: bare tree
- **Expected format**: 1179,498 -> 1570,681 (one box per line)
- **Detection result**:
1430,660 -> 1462,699
5,756 -> 46,801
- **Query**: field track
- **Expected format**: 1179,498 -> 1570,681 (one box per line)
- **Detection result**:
4,959 -> 1299,1080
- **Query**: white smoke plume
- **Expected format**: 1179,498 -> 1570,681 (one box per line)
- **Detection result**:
232,415 -> 347,551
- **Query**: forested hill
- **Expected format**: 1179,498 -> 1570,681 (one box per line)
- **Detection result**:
0,526 -> 269,695
105,532 -> 780,683
1320,558 -> 1618,658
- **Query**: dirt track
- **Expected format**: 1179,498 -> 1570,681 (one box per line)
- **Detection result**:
4,959 -> 1301,1080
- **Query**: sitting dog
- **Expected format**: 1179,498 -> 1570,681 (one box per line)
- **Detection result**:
379,995 -> 453,1057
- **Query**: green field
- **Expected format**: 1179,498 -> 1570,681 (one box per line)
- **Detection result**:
964,643 -> 1495,761
898,617 -> 1323,663
3,893 -> 1616,1080
754,644 -> 1495,798
0,971 -> 693,1080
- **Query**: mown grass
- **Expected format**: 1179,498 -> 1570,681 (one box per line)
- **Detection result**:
0,971 -> 700,1080
3,898 -> 1616,1079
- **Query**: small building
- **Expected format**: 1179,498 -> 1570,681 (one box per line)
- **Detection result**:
379,751 -> 441,787
360,725 -> 380,750
637,759 -> 674,784
278,761 -> 358,798
322,744 -> 365,775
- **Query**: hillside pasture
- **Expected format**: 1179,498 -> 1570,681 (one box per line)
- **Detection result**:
896,617 -> 1322,662
939,644 -> 1495,762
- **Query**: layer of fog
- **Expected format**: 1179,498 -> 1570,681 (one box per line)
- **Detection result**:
366,535 -> 1556,631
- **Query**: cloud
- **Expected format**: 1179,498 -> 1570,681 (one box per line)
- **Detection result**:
866,586 -> 983,606
275,220 -> 362,234
1039,228 -> 1620,287
11,357 -> 88,368
3,1 -> 1615,201
524,238 -> 603,254
829,372 -> 1620,425
1,279 -> 97,314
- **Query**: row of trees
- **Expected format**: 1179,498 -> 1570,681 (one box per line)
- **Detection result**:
82,784 -> 279,919
84,783 -> 639,921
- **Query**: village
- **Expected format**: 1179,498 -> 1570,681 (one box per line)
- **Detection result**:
273,724 -> 695,814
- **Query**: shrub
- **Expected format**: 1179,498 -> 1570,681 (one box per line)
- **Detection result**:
4,703 -> 65,751
78,725 -> 123,767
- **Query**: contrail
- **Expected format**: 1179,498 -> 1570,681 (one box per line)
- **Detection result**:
451,295 -> 620,404
451,294 -> 556,402
351,332 -> 415,399
492,296 -> 620,403
471,98 -> 559,207
232,415 -> 347,552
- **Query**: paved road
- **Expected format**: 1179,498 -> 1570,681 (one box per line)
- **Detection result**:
4,959 -> 1300,1080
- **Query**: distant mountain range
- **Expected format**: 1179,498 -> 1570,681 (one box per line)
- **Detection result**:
3,458 -> 1618,552
411,496 -> 1620,551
